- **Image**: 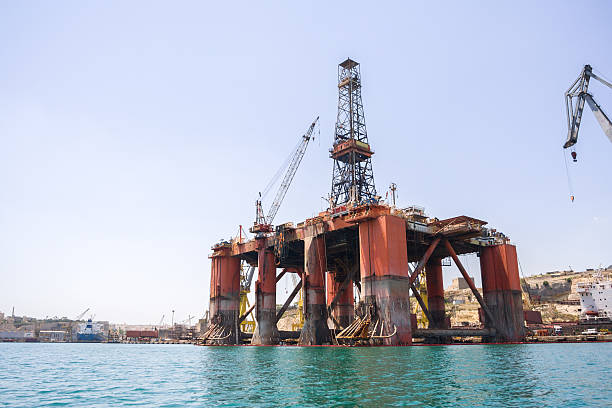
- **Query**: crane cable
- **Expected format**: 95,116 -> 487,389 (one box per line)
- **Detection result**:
261,120 -> 316,200
562,66 -> 612,203
260,137 -> 302,200
562,148 -> 575,202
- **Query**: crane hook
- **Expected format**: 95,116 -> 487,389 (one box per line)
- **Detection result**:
571,150 -> 577,162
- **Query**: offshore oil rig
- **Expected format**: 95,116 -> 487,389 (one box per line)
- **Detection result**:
202,58 -> 524,346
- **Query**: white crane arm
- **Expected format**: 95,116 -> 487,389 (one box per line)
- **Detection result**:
265,117 -> 319,225
585,94 -> 612,144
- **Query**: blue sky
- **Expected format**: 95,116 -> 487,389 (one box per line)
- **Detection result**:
1,1 -> 610,324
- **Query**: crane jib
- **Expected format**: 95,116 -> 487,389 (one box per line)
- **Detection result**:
264,117 -> 319,225
564,65 -> 612,149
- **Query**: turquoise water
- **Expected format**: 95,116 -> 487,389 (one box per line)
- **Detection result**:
1,343 -> 610,407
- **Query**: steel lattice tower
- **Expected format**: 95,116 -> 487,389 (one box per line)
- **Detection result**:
330,58 -> 376,208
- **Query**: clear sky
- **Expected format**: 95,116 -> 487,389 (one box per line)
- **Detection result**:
1,1 -> 610,324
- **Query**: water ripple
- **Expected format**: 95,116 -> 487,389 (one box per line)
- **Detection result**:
0,343 -> 610,407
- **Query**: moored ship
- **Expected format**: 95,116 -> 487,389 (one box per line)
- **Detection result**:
577,271 -> 612,323
77,319 -> 106,342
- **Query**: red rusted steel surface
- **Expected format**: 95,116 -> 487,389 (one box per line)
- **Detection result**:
251,241 -> 279,345
359,215 -> 412,345
360,215 -> 409,279
425,258 -> 447,329
209,252 -> 240,318
479,244 -> 524,342
326,271 -> 354,329
524,310 -> 543,325
299,228 -> 331,345
126,330 -> 158,338
207,249 -> 241,344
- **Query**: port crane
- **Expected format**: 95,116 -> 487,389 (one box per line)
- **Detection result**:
75,308 -> 90,321
179,315 -> 194,326
239,117 -> 319,331
564,64 -> 612,160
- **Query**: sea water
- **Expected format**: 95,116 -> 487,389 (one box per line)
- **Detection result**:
1,342 -> 610,407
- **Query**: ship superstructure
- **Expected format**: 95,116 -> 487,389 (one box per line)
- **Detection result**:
577,272 -> 612,323
77,319 -> 106,342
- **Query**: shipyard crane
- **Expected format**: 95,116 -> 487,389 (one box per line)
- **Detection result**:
240,117 -> 319,326
75,308 -> 90,321
179,315 -> 194,326
564,64 -> 612,160
250,116 -> 319,234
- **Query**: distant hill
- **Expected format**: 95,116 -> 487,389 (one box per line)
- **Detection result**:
523,268 -> 611,302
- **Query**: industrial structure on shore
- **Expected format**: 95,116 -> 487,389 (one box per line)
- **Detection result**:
202,58 -> 525,346
0,309 -> 203,344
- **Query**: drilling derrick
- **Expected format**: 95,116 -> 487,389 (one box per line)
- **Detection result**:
330,58 -> 377,208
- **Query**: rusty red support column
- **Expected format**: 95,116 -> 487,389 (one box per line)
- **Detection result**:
299,226 -> 331,345
251,240 -> 280,345
326,271 -> 354,330
479,244 -> 525,342
207,248 -> 241,344
425,258 -> 447,329
359,215 -> 412,345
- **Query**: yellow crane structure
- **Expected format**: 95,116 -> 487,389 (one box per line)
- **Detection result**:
290,273 -> 304,331
239,261 -> 256,333
413,270 -> 429,328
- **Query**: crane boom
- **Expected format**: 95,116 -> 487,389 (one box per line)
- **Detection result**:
75,308 -> 90,321
584,94 -> 612,143
244,116 -> 318,291
243,265 -> 256,291
266,117 -> 319,224
564,64 -> 612,149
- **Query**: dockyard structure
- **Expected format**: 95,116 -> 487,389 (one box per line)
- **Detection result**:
125,330 -> 158,343
202,59 -> 525,346
38,330 -> 67,342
